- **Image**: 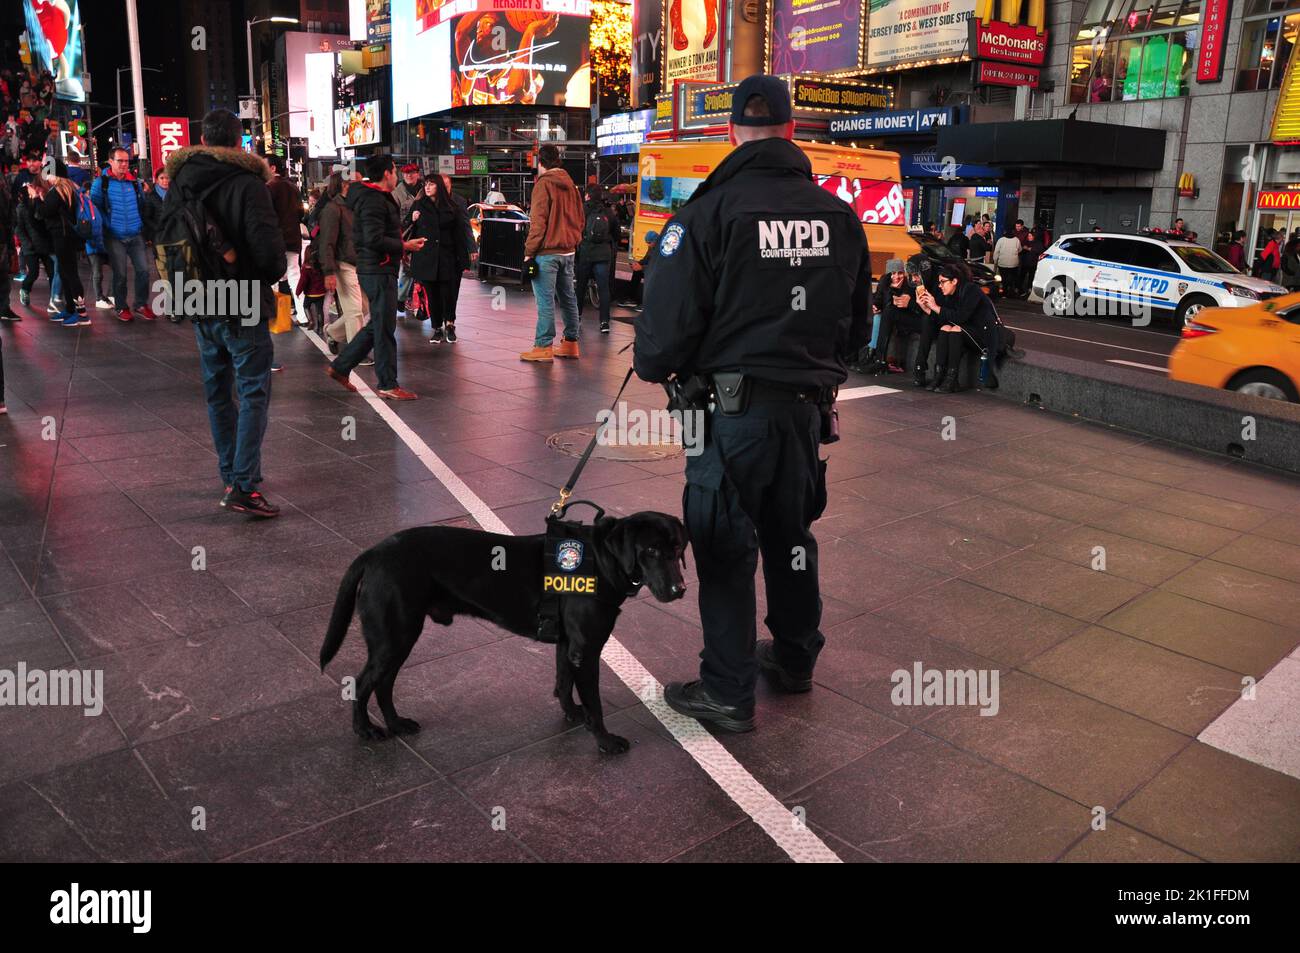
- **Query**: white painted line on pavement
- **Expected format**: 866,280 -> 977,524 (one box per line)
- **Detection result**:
1106,359 -> 1169,373
1198,656 -> 1300,780
298,326 -> 841,863
1003,324 -> 1172,358
838,384 -> 901,401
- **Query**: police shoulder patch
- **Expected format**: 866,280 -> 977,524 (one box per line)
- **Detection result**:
659,223 -> 685,257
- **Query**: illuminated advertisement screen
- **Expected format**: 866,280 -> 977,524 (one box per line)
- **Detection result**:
417,0 -> 591,29
24,0 -> 86,102
817,174 -> 906,226
336,100 -> 382,147
367,0 -> 392,42
285,32 -> 353,137
639,173 -> 704,220
866,0 -> 975,71
770,0 -> 865,74
392,0 -> 453,118
306,52 -> 339,157
631,0 -> 662,108
662,0 -> 721,83
447,10 -> 590,108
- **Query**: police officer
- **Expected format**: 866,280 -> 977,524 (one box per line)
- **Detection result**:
633,75 -> 871,732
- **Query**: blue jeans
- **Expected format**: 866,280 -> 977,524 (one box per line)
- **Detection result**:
106,233 -> 152,310
575,256 -> 611,326
531,253 -> 580,347
194,319 -> 274,492
334,273 -> 399,390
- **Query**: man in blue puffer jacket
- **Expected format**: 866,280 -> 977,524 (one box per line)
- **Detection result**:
90,147 -> 157,321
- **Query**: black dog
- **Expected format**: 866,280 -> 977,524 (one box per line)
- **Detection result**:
320,512 -> 688,754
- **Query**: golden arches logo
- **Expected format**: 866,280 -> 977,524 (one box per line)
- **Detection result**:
975,0 -> 1046,33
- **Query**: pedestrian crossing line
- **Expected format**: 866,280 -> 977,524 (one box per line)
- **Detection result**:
1106,359 -> 1169,373
1198,655 -> 1300,780
297,325 -> 843,863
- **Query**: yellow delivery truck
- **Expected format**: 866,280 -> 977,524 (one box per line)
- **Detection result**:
631,141 -> 915,280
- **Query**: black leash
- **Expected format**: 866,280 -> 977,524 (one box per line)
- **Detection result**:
552,365 -> 635,515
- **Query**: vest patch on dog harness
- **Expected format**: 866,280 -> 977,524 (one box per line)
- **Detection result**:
537,520 -> 600,642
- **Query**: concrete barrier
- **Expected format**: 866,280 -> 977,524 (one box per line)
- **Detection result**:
990,350 -> 1300,473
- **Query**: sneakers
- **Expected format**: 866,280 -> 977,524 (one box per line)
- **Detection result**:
359,358 -> 374,367
325,366 -> 358,392
600,321 -> 610,334
520,345 -> 554,363
0,309 -> 21,323
94,297 -> 114,309
19,290 -> 29,306
136,306 -> 158,321
377,387 -> 418,401
270,363 -> 283,372
327,339 -> 339,355
755,640 -> 813,693
662,680 -> 755,733
223,488 -> 280,518
0,404 -> 7,415
116,309 -> 133,323
60,313 -> 80,327
429,326 -> 444,345
443,324 -> 457,343
47,300 -> 61,314
552,338 -> 580,359
78,313 -> 91,326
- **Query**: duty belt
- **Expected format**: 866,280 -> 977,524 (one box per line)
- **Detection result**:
744,379 -> 832,404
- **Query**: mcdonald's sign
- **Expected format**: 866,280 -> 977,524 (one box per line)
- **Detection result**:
971,0 -> 1049,78
1178,172 -> 1197,198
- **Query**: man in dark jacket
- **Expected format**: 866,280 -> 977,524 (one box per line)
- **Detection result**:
324,154 -> 426,400
13,183 -> 54,311
635,75 -> 871,732
575,183 -> 618,333
266,155 -> 304,323
165,109 -> 287,517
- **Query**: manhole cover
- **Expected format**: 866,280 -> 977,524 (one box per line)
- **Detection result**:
547,422 -> 685,462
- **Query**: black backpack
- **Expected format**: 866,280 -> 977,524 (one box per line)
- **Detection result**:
153,170 -> 241,295
583,207 -> 610,245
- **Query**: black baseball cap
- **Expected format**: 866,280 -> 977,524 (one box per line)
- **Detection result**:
730,74 -> 792,127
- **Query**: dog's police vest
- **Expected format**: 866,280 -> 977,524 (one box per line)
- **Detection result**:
536,515 -> 599,643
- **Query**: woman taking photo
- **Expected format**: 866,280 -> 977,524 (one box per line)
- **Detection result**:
34,175 -> 87,327
915,262 -> 985,394
405,174 -> 472,345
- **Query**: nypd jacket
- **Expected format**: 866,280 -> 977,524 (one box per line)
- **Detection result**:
634,137 -> 871,389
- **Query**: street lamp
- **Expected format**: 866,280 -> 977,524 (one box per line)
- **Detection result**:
115,65 -> 161,148
245,16 -> 299,104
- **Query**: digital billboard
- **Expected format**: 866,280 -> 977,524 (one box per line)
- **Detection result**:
631,0 -> 662,108
392,0 -> 454,118
306,52 -> 338,157
284,32 -> 353,138
662,0 -> 721,83
336,100 -> 382,147
24,0 -> 85,102
769,0 -> 865,75
449,10 -> 590,107
866,0 -> 976,72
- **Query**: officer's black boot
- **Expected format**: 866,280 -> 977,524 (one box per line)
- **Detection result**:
935,369 -> 961,394
926,366 -> 947,391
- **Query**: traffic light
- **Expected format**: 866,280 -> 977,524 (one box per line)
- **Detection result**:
72,119 -> 87,137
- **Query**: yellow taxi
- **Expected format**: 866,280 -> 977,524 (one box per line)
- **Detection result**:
1168,295 -> 1300,402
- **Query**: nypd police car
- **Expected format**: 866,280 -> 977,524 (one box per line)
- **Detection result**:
1033,232 -> 1288,326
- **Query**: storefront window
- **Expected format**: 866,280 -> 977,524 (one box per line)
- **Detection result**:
1236,13 -> 1300,90
1070,1 -> 1201,102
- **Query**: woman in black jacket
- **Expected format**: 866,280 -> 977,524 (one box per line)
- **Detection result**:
34,177 -> 86,325
405,175 -> 471,344
915,262 -> 984,393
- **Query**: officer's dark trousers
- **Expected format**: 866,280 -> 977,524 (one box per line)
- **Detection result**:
684,400 -> 828,706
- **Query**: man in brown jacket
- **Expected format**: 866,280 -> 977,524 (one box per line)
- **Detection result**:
520,144 -> 585,362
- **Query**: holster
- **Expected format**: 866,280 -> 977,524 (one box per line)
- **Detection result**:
711,372 -> 749,416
